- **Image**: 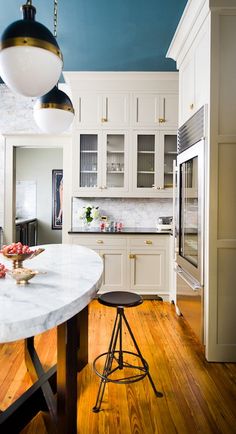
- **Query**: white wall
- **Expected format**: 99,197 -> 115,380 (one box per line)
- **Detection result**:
16,148 -> 63,244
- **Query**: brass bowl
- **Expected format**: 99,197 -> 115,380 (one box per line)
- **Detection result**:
2,248 -> 45,269
7,267 -> 40,284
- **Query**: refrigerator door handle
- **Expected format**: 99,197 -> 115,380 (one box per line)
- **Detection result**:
175,266 -> 202,291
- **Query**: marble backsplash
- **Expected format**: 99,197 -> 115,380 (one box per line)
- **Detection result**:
72,197 -> 173,228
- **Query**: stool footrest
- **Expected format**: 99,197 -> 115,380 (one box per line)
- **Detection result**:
93,350 -> 148,384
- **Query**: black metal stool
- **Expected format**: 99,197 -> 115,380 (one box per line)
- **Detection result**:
92,291 -> 163,413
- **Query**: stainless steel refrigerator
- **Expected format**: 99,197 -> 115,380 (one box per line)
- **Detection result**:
175,106 -> 206,343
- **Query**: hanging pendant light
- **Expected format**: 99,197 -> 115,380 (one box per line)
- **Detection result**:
33,0 -> 75,134
34,85 -> 75,133
0,0 -> 63,97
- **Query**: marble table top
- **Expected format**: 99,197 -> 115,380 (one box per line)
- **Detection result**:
0,244 -> 103,343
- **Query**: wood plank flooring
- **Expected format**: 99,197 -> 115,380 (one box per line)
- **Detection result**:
0,300 -> 236,434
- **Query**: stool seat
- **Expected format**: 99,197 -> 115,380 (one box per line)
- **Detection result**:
98,291 -> 143,308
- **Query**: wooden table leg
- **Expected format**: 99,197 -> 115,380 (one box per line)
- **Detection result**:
57,306 -> 89,434
77,305 -> 88,371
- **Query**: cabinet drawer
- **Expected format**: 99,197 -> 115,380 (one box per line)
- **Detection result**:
70,235 -> 127,248
128,235 -> 168,249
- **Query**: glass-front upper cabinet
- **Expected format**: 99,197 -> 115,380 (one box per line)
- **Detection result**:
79,134 -> 100,189
162,133 -> 177,189
102,132 -> 129,193
73,131 -> 129,196
133,132 -> 161,193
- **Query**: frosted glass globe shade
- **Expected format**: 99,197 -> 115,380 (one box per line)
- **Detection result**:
34,107 -> 74,133
0,46 -> 63,97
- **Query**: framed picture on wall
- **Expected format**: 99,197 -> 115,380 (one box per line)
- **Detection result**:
52,169 -> 63,230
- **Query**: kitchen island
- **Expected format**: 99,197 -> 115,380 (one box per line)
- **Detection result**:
0,244 -> 103,434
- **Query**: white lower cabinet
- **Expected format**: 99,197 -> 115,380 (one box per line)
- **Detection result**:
100,249 -> 127,292
69,233 -> 171,299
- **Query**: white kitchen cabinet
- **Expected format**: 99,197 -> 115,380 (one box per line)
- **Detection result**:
68,233 -> 171,299
161,132 -> 178,189
179,26 -> 210,125
132,131 -> 161,195
132,131 -> 177,195
76,93 -> 101,128
72,131 -> 129,196
70,234 -> 127,291
64,72 -> 179,199
100,249 -> 127,292
128,235 -> 169,295
76,92 -> 129,129
100,93 -> 129,128
133,93 -> 178,129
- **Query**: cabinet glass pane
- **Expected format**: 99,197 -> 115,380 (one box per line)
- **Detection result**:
164,134 -> 177,188
137,135 -> 155,188
106,134 -> 125,188
80,134 -> 98,187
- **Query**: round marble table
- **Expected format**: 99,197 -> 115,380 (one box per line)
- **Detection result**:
0,243 -> 103,343
0,244 -> 103,434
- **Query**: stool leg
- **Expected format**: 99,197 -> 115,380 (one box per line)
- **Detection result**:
118,308 -> 124,369
122,312 -> 163,397
93,310 -> 121,412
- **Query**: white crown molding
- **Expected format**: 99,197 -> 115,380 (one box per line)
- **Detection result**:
63,71 -> 179,93
167,0 -> 236,64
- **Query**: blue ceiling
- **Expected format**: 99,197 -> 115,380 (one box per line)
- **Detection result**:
0,0 -> 187,72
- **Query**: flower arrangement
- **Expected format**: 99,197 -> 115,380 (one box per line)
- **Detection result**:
78,204 -> 100,224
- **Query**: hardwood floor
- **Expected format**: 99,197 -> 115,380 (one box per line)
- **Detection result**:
0,300 -> 236,434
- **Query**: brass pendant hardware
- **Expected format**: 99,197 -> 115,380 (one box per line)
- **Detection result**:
129,254 -> 136,259
145,240 -> 153,245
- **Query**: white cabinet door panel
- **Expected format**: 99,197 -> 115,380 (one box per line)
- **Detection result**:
129,250 -> 167,293
134,94 -> 159,127
77,94 -> 101,128
179,56 -> 195,124
159,95 -> 178,129
100,249 -> 127,291
102,94 -> 129,127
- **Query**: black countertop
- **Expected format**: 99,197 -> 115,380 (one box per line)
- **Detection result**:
15,218 -> 37,225
69,227 -> 172,235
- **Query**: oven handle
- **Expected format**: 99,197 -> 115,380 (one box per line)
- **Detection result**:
175,265 -> 202,291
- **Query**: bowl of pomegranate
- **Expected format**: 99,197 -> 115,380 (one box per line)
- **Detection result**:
0,243 -> 45,269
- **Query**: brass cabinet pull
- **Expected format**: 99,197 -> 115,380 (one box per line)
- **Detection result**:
101,117 -> 107,123
190,103 -> 194,110
129,254 -> 136,259
96,240 -> 104,244
145,240 -> 153,245
158,117 -> 166,123
100,253 -> 104,258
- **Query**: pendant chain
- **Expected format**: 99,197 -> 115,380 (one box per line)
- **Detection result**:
54,0 -> 58,38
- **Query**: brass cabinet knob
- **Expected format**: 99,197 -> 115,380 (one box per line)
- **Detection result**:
129,254 -> 136,259
101,117 -> 107,123
145,240 -> 153,245
158,117 -> 166,123
190,103 -> 194,110
96,240 -> 104,244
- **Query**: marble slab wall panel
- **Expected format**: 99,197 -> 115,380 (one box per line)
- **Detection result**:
0,137 -> 5,227
16,180 -> 37,219
0,84 -> 39,134
72,197 -> 173,228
